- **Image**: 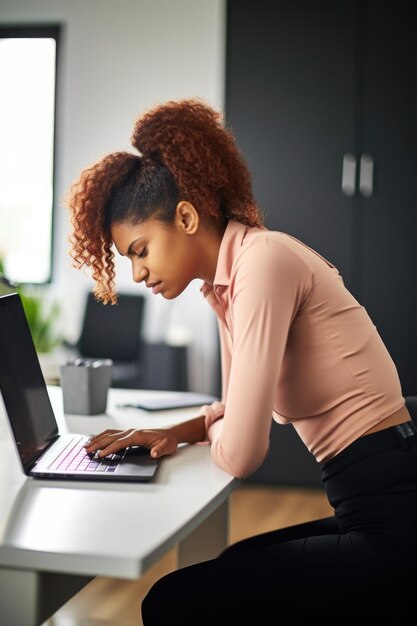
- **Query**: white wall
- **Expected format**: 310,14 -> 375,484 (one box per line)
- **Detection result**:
0,0 -> 226,393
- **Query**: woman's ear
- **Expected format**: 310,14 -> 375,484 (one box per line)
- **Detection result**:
175,201 -> 200,235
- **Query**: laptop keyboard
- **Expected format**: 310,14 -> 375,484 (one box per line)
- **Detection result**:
49,436 -> 126,473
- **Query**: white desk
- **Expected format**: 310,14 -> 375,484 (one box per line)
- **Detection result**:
0,386 -> 240,626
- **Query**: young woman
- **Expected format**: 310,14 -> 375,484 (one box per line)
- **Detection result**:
67,99 -> 416,623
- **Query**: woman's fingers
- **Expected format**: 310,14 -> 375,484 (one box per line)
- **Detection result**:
85,429 -> 134,453
150,440 -> 167,458
142,431 -> 177,458
84,428 -> 177,459
95,431 -> 137,457
86,429 -> 122,445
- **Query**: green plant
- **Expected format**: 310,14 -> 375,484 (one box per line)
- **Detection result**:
19,291 -> 62,353
0,269 -> 62,353
0,271 -> 17,296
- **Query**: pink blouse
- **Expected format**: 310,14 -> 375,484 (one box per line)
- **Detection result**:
199,220 -> 404,478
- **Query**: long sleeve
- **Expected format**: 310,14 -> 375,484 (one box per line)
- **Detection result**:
206,239 -> 311,478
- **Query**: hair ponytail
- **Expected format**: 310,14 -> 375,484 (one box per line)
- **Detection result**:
131,98 -> 263,227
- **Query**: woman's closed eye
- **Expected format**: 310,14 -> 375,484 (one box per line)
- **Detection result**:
136,247 -> 147,259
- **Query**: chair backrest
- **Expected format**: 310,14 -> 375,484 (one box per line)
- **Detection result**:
78,292 -> 146,363
405,396 -> 417,423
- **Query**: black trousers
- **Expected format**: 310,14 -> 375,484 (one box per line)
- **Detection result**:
142,423 -> 417,625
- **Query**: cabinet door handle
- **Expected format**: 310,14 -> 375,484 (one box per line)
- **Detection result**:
359,154 -> 374,197
341,153 -> 356,196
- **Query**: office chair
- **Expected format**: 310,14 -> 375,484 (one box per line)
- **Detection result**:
76,291 -> 146,388
405,396 -> 417,423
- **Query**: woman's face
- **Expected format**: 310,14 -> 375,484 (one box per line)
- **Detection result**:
110,204 -> 201,300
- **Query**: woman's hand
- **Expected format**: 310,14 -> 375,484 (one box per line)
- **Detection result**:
84,427 -> 179,459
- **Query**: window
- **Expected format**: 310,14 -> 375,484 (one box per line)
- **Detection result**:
0,25 -> 60,284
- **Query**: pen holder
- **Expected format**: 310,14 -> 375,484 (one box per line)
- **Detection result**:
60,358 -> 113,415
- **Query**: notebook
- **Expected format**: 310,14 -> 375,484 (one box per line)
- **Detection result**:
0,292 -> 159,482
118,392 -> 218,412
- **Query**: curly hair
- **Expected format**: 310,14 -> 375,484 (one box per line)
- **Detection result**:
67,98 -> 263,303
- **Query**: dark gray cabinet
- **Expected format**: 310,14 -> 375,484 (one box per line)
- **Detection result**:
226,0 -> 417,486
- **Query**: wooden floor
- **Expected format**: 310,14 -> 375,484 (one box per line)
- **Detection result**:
43,485 -> 333,626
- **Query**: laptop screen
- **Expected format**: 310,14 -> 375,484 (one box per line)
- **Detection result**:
0,293 -> 58,469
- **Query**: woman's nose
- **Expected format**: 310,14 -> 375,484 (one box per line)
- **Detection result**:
132,262 -> 147,284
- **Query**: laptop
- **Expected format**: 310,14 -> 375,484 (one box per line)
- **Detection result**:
0,292 -> 159,482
